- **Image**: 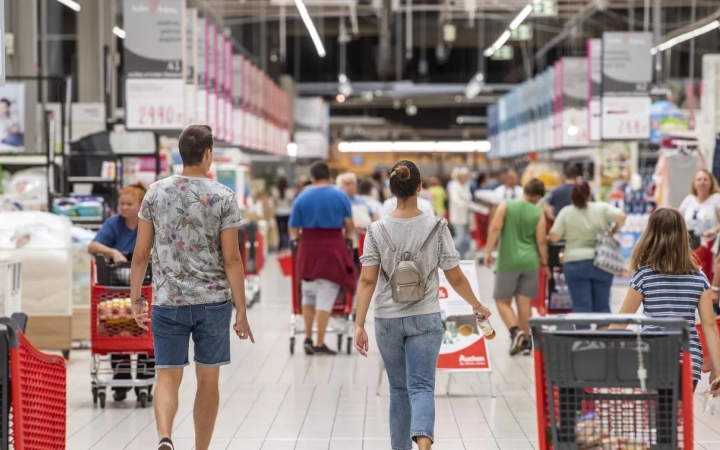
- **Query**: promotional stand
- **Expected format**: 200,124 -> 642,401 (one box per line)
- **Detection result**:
376,261 -> 495,397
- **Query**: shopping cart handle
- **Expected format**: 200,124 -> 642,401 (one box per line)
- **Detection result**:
0,316 -> 20,348
529,314 -> 689,330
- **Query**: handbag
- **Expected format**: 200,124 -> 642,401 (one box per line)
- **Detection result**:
594,226 -> 625,275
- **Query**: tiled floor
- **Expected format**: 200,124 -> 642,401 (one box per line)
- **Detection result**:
64,259 -> 720,449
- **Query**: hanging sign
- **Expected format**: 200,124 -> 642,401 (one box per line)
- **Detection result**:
206,23 -> 218,133
216,32 -> 226,141
123,0 -> 184,130
511,24 -> 533,41
561,57 -> 589,147
532,0 -> 558,17
232,55 -> 243,146
490,45 -> 514,61
196,16 -> 207,126
184,8 -> 197,126
436,261 -> 491,372
588,39 -> 602,141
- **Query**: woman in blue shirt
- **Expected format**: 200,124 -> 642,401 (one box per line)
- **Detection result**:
88,183 -> 147,263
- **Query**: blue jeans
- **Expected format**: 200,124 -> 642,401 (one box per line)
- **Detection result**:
452,224 -> 471,257
563,259 -> 614,316
151,300 -> 232,369
375,313 -> 444,450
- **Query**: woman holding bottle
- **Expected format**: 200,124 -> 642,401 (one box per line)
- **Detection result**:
353,160 -> 491,450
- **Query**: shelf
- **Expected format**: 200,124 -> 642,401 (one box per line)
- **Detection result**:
67,176 -> 116,184
0,154 -> 48,165
68,152 -> 157,158
68,216 -> 104,223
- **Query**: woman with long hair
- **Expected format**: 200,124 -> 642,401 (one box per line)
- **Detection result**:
549,181 -> 626,314
354,160 -> 491,450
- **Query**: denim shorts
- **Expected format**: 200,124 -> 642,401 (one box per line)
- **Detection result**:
151,301 -> 232,369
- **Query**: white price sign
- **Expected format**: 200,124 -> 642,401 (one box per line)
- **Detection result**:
601,96 -> 651,140
126,79 -> 184,130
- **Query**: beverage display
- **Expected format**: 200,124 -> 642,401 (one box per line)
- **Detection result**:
476,314 -> 496,340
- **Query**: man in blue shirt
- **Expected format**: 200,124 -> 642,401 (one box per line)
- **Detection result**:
545,165 -> 581,220
290,162 -> 355,355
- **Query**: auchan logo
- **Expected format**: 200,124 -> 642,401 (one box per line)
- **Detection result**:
459,355 -> 485,366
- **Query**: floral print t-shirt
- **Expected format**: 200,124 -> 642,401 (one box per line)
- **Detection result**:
138,175 -> 243,306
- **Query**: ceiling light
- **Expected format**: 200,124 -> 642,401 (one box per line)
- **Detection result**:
509,5 -> 533,31
294,0 -> 326,57
56,0 -> 81,12
406,105 -> 418,116
567,125 -> 579,136
484,30 -> 511,57
336,94 -> 346,103
651,20 -> 720,55
113,26 -> 126,40
287,143 -> 298,157
337,140 -> 492,153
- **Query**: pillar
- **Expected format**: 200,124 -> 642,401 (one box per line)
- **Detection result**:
77,0 -> 116,114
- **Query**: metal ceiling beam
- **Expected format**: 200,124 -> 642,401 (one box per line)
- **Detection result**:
297,81 -> 516,96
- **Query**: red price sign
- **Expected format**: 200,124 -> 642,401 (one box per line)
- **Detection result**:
126,79 -> 184,130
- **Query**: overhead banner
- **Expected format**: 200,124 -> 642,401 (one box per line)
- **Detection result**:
196,16 -> 207,126
437,261 -> 491,372
601,32 -> 652,140
184,8 -> 197,126
123,0 -> 184,130
588,39 -> 602,141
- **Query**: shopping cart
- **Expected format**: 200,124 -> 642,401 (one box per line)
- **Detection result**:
239,222 -> 263,308
90,256 -> 155,409
533,242 -> 572,317
289,239 -> 355,355
530,315 -> 694,449
0,316 -> 66,450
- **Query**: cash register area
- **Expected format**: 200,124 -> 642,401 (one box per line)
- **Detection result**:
64,260 -> 720,450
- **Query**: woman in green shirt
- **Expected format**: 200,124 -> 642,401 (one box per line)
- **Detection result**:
549,181 -> 626,315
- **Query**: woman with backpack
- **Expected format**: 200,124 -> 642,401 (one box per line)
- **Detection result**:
354,160 -> 491,450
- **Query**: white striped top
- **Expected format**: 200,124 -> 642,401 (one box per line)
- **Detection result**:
630,266 -> 710,381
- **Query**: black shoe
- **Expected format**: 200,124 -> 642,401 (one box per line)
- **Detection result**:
158,437 -> 174,450
510,330 -> 526,356
521,337 -> 533,356
113,389 -> 127,402
313,345 -> 337,355
303,338 -> 315,355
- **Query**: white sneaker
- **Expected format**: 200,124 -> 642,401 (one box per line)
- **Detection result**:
510,330 -> 526,356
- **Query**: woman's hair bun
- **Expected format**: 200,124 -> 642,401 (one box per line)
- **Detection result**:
390,165 -> 411,182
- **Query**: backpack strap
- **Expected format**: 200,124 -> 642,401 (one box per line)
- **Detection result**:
416,219 -> 443,258
377,221 -> 397,253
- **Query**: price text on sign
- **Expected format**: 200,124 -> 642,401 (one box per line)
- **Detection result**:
126,79 -> 185,130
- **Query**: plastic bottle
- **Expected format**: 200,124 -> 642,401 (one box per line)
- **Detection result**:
475,314 -> 496,340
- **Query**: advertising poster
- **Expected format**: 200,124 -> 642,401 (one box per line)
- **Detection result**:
184,8 -> 197,126
598,141 -> 638,202
196,16 -> 206,126
601,32 -> 652,140
123,0 -> 184,130
231,55 -> 244,146
588,39 -> 602,141
206,23 -> 217,133
0,83 -> 25,152
436,261 -> 491,372
561,57 -> 589,147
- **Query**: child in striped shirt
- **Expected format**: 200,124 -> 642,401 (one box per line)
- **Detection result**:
612,208 -> 720,392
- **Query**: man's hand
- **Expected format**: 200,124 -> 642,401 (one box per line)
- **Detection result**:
483,252 -> 493,268
131,299 -> 149,331
544,266 -> 552,278
354,326 -> 369,357
472,303 -> 492,320
112,250 -> 128,265
233,310 -> 255,343
711,372 -> 720,396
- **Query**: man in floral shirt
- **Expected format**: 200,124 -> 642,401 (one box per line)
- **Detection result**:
129,125 -> 254,450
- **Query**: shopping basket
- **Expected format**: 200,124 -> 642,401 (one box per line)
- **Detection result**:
530,315 -> 694,450
289,238 -> 355,355
0,316 -> 66,450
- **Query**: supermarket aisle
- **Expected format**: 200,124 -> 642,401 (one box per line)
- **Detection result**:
64,258 -> 720,450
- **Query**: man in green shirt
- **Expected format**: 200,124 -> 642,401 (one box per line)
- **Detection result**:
484,178 -> 549,356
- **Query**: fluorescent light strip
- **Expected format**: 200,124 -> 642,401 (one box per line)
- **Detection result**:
337,141 -> 492,153
113,26 -> 126,40
294,0 -> 326,57
56,0 -> 81,12
652,20 -> 720,55
484,30 -> 511,57
509,5 -> 533,31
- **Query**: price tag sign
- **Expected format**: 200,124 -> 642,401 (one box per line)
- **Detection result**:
490,45 -> 514,61
601,96 -> 651,139
532,0 -> 558,17
510,24 -> 533,41
126,79 -> 185,130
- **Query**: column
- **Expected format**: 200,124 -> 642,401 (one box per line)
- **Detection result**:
77,0 -> 116,113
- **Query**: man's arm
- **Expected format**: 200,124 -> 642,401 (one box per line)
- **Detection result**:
535,213 -> 549,273
484,202 -> 506,266
344,217 -> 355,240
220,228 -> 247,310
130,219 -> 154,329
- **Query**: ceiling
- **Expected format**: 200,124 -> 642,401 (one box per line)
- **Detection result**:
192,0 -> 720,141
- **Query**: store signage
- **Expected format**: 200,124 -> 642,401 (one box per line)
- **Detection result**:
216,32 -> 226,141
601,32 -> 652,139
510,24 -> 533,41
490,45 -> 514,61
588,39 -> 602,141
0,0 -> 5,86
437,261 -> 491,372
196,16 -> 207,126
123,0 -> 184,130
231,55 -> 243,146
184,8 -> 197,126
206,23 -> 218,134
532,0 -> 558,17
561,57 -> 589,147
225,39 -> 234,144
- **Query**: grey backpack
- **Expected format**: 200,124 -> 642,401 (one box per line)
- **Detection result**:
375,219 -> 444,303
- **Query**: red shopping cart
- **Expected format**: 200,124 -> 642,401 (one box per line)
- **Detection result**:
533,242 -> 572,317
288,239 -> 355,355
530,315 -> 694,450
0,316 -> 66,450
90,257 -> 155,408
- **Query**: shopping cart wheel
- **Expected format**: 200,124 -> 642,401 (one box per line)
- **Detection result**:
92,387 -> 98,405
337,334 -> 344,352
290,337 -> 295,355
62,349 -> 70,360
138,391 -> 149,408
98,391 -> 106,409
346,337 -> 353,355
